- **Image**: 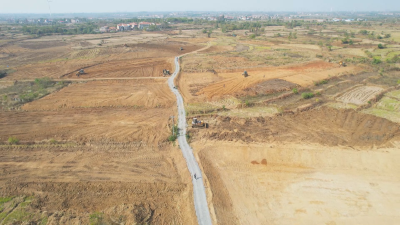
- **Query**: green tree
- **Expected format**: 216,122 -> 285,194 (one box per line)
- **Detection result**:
8,137 -> 19,145
207,30 -> 212,38
378,44 -> 385,49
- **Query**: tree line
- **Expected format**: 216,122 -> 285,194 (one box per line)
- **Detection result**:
21,23 -> 98,36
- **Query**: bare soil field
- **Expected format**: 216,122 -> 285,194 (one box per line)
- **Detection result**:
22,79 -> 174,110
0,144 -> 196,224
179,60 -> 361,100
0,107 -> 176,144
63,58 -> 173,79
2,22 -> 400,225
0,33 -> 204,224
1,37 -> 202,80
195,141 -> 400,225
195,107 -> 399,147
336,86 -> 385,105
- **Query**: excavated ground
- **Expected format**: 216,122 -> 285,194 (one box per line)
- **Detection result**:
0,144 -> 196,224
197,107 -> 399,147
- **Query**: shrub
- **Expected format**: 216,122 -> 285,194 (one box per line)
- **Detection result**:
372,58 -> 382,64
249,34 -> 256,39
385,34 -> 391,38
378,44 -> 384,49
301,92 -> 314,99
49,138 -> 57,144
222,105 -> 226,110
168,135 -> 177,142
89,212 -> 103,225
0,71 -> 7,79
397,80 -> 400,84
186,132 -> 191,141
20,92 -> 39,102
341,38 -> 350,44
34,77 -> 53,89
245,100 -> 250,107
8,137 -> 19,145
314,79 -> 328,86
292,88 -> 298,94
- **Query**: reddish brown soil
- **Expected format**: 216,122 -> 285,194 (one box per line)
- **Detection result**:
199,107 -> 399,147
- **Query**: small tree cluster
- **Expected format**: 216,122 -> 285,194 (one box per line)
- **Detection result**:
301,92 -> 314,99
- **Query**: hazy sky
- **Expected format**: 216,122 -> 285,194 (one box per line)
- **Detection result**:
0,0 -> 399,13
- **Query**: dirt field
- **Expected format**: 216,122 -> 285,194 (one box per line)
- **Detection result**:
336,86 -> 385,105
0,32 -> 207,224
195,141 -> 400,225
2,21 -> 400,225
0,144 -> 196,224
179,60 -> 361,101
22,79 -> 174,110
1,35 -> 202,80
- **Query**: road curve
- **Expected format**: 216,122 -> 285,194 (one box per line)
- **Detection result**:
168,56 -> 213,225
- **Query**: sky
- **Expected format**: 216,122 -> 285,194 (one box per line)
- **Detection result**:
0,0 -> 399,14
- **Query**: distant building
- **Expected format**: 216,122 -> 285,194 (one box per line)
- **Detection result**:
100,26 -> 109,33
138,22 -> 152,29
129,22 -> 138,29
117,23 -> 130,31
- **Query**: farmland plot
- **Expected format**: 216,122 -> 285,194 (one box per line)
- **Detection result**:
336,86 -> 384,105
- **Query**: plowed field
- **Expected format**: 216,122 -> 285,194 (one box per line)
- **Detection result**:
22,79 -> 174,110
179,60 -> 361,100
0,144 -> 196,225
336,86 -> 384,105
64,58 -> 173,79
0,108 -> 175,144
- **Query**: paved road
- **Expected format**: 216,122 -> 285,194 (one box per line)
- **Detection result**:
168,57 -> 213,225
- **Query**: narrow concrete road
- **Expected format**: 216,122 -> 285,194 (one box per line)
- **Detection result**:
168,56 -> 213,225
